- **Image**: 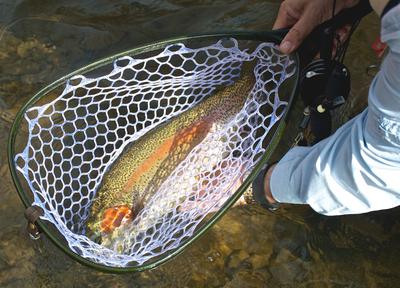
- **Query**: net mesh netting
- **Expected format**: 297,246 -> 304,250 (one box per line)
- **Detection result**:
15,38 -> 296,267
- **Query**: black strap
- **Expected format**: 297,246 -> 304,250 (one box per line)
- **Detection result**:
252,163 -> 280,211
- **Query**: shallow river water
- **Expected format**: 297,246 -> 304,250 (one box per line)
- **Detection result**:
1,1 -> 400,287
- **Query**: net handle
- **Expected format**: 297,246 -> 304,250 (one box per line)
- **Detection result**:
296,1 -> 372,64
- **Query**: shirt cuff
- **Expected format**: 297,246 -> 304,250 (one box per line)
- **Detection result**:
269,146 -> 311,205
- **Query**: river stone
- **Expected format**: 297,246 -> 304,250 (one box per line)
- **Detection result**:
226,250 -> 250,270
249,254 -> 269,270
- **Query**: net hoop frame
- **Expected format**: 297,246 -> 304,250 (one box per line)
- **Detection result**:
8,30 -> 299,273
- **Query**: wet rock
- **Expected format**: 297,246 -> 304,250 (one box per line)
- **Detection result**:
223,268 -> 268,288
0,228 -> 35,266
0,227 -> 37,287
0,110 -> 16,124
267,248 -> 309,286
226,250 -> 250,270
217,241 -> 233,256
0,164 -> 9,177
248,254 -> 269,270
0,34 -> 60,109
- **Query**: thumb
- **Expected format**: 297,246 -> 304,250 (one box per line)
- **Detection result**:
279,12 -> 318,54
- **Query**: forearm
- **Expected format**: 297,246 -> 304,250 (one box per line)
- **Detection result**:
366,2 -> 400,150
271,2 -> 400,215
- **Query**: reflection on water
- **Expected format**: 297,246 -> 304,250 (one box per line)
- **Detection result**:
1,0 -> 399,287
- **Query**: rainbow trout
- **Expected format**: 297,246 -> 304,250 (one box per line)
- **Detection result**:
86,62 -> 256,245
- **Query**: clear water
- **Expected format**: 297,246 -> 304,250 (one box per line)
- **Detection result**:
1,1 -> 400,287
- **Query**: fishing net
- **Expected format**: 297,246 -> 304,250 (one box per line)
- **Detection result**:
14,38 -> 296,268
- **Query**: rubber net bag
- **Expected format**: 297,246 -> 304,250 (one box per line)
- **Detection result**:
15,38 -> 296,267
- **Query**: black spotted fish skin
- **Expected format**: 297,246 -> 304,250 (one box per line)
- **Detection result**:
86,63 -> 256,242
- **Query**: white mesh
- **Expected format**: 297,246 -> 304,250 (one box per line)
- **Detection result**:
15,38 -> 296,267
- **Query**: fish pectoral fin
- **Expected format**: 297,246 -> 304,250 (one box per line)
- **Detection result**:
131,201 -> 145,219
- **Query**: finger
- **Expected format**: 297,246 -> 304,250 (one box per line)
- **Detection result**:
272,2 -> 299,30
332,24 -> 352,57
336,24 -> 351,43
279,11 -> 318,54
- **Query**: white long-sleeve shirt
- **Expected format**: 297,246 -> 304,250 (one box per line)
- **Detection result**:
270,4 -> 400,215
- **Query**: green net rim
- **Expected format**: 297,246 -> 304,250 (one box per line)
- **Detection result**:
8,30 -> 299,273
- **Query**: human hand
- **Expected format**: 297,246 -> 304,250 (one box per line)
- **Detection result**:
273,0 -> 360,54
